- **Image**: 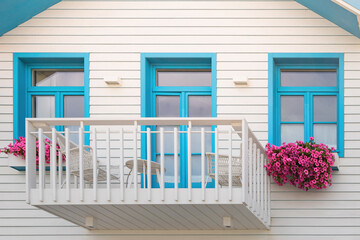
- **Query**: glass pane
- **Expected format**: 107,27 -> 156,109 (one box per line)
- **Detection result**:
190,155 -> 209,183
157,71 -> 211,87
281,71 -> 337,87
156,96 -> 180,117
157,155 -> 180,184
32,70 -> 84,86
64,96 -> 84,118
64,96 -> 84,143
281,124 -> 304,144
156,126 -> 180,153
191,126 -> 212,153
31,96 -> 55,118
314,124 -> 337,148
188,95 -> 212,117
281,96 -> 304,122
313,96 -> 337,122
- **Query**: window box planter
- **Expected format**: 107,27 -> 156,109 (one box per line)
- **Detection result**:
8,154 -> 53,171
8,155 -> 28,171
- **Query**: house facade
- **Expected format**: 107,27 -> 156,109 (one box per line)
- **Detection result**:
0,0 -> 359,239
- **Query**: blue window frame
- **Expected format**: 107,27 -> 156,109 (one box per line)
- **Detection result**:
13,53 -> 89,140
141,53 -> 217,188
268,53 -> 344,157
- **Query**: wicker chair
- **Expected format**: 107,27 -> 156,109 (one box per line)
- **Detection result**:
56,134 -> 118,183
206,153 -> 242,187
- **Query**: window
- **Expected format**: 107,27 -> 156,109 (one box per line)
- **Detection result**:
268,53 -> 344,157
141,53 -> 217,188
13,53 -> 89,140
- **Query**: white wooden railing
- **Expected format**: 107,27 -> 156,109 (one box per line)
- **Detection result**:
26,118 -> 270,226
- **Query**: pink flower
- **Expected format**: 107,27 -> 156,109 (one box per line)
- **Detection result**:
0,137 -> 66,165
265,138 -> 333,191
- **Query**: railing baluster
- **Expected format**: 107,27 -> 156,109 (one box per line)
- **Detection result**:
92,128 -> 97,201
201,127 -> 205,201
65,128 -> 70,201
249,142 -> 259,211
215,127 -> 219,201
241,120 -> 249,205
267,169 -> 271,225
174,127 -> 178,201
133,122 -> 138,201
58,152 -> 63,190
106,128 -> 111,201
160,127 -> 165,201
187,125 -> 192,201
256,143 -> 260,215
51,128 -> 57,202
26,121 -> 37,204
264,153 -> 268,223
147,127 -> 151,201
248,137 -> 253,209
38,128 -> 44,202
79,125 -> 84,201
253,141 -> 257,213
260,152 -> 264,220
228,128 -> 232,201
119,128 -> 124,201
252,140 -> 257,211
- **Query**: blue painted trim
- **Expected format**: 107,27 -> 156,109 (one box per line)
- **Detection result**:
338,53 -> 345,158
0,0 -> 61,36
13,52 -> 90,142
268,53 -> 344,157
295,0 -> 360,38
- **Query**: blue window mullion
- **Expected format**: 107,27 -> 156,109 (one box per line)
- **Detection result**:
305,92 -> 310,141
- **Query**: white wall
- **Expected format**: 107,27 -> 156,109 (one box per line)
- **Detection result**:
0,0 -> 360,239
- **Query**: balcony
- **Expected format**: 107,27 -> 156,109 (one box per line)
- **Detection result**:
25,118 -> 270,230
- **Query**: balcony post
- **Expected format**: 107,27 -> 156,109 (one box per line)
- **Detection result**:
241,119 -> 249,205
146,127 -> 151,201
92,128 -> 97,201
25,120 -> 37,204
51,128 -> 57,202
133,121 -> 138,201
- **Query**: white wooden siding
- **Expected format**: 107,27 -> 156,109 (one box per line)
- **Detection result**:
0,0 -> 360,238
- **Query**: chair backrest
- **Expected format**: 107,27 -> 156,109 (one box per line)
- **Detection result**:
206,153 -> 242,176
54,131 -> 94,172
55,132 -> 78,152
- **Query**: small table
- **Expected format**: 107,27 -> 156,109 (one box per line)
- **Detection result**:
125,159 -> 166,188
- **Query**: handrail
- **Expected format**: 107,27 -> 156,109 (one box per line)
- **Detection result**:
26,117 -> 245,127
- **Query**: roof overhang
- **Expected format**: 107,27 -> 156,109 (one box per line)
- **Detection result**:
0,0 -> 61,36
296,0 -> 360,38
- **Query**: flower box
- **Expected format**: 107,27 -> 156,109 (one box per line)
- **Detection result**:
8,154 -> 52,171
8,154 -> 27,171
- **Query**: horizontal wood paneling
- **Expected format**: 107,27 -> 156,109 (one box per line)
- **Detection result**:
0,0 -> 359,238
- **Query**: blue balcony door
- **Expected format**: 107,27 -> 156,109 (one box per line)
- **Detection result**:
155,92 -> 213,188
150,69 -> 214,188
